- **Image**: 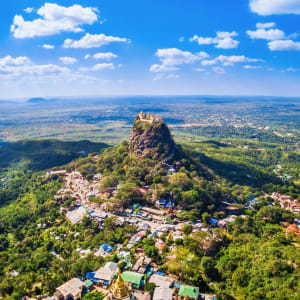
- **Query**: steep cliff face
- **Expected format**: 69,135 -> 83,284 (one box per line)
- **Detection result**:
129,112 -> 175,159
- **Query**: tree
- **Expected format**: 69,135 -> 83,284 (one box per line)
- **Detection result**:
144,282 -> 156,294
82,291 -> 104,300
99,176 -> 118,189
183,224 -> 193,235
202,212 -> 210,225
169,172 -> 190,190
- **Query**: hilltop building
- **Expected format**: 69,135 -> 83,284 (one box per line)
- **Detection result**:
136,112 -> 163,124
106,267 -> 135,300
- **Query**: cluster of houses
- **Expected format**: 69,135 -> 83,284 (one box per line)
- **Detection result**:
44,169 -> 254,300
271,192 -> 300,214
53,259 -> 216,300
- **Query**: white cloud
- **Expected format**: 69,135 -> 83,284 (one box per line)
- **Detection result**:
150,64 -> 179,73
247,23 -> 285,40
93,52 -> 118,60
201,60 -> 217,66
63,33 -> 130,48
11,3 -> 98,38
250,0 -> 300,15
0,56 -> 97,90
92,63 -> 115,71
200,55 -> 262,67
217,55 -> 261,66
0,55 -> 68,77
24,7 -> 34,13
243,65 -> 261,69
59,57 -> 78,65
153,73 -> 180,81
150,48 -> 203,73
286,67 -> 299,72
190,31 -> 239,49
193,68 -> 205,72
42,44 -> 55,49
197,51 -> 210,59
256,22 -> 276,29
156,48 -> 200,65
84,54 -> 91,60
212,67 -> 225,74
0,56 -> 31,67
268,39 -> 300,50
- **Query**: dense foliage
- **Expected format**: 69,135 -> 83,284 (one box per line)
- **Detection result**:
0,139 -> 108,171
0,171 -> 135,299
0,135 -> 299,299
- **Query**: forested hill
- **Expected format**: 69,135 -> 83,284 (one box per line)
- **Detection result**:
0,139 -> 108,172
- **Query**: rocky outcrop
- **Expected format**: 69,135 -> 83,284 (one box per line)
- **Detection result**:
129,112 -> 175,159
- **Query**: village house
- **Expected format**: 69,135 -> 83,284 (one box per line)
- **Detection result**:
54,278 -> 85,300
149,274 -> 174,288
132,256 -> 152,274
272,193 -> 300,214
94,262 -> 118,286
121,271 -> 144,289
178,285 -> 199,300
66,206 -> 86,225
152,287 -> 174,300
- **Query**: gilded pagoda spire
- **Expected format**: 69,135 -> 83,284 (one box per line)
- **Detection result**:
110,266 -> 131,300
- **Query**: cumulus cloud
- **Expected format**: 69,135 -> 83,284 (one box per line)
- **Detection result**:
92,63 -> 115,71
93,52 -> 118,60
217,55 -> 261,66
153,73 -> 180,81
268,39 -> 300,50
249,0 -> 300,15
63,33 -> 130,48
0,55 -> 68,77
24,7 -> 34,13
200,55 -> 262,68
212,67 -> 226,74
150,48 -> 205,73
197,51 -> 210,59
84,54 -> 91,60
243,65 -> 261,69
190,31 -> 239,49
0,56 -> 31,67
150,64 -> 179,73
42,44 -> 55,49
11,3 -> 98,38
0,55 -> 96,85
80,63 -> 116,71
256,22 -> 276,29
193,67 -> 205,72
59,57 -> 78,65
201,60 -> 217,66
247,23 -> 285,40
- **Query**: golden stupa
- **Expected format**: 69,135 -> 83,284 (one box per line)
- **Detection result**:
109,267 -> 132,300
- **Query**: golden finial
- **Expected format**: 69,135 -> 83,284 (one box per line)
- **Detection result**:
111,266 -> 131,300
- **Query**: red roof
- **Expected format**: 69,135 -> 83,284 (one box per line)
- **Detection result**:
286,224 -> 300,236
138,188 -> 148,194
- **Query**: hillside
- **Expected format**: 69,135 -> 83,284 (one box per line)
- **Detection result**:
0,113 -> 299,299
0,139 -> 108,172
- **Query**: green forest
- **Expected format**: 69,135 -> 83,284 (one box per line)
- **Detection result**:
0,135 -> 299,299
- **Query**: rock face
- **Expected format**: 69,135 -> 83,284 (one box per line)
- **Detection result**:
129,112 -> 175,159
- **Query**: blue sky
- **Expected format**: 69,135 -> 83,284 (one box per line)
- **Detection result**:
0,0 -> 300,98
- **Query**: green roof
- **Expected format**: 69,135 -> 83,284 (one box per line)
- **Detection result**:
178,285 -> 199,299
84,279 -> 93,288
122,271 -> 143,285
